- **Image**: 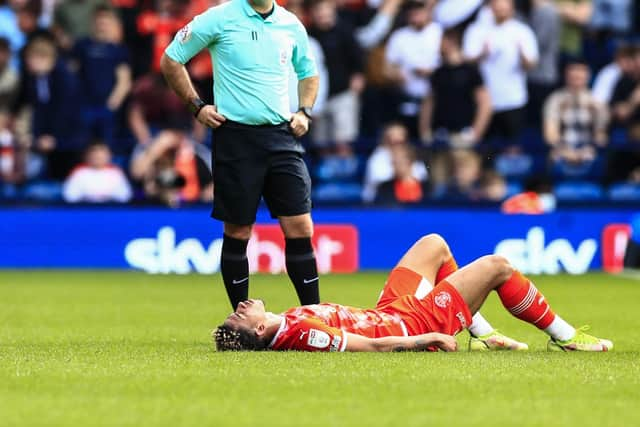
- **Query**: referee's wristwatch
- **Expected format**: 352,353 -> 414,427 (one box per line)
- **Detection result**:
189,98 -> 207,118
297,107 -> 313,122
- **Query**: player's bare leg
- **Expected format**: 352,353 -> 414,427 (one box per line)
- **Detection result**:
279,214 -> 320,305
396,234 -> 528,350
445,255 -> 613,352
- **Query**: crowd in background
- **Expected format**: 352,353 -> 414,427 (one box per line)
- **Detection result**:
0,0 -> 639,207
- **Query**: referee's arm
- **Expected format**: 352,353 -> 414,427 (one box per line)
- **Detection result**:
160,9 -> 225,128
290,23 -> 320,137
160,54 -> 226,128
290,75 -> 320,137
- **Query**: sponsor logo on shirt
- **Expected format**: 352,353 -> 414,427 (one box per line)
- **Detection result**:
307,329 -> 330,349
434,291 -> 452,308
178,25 -> 192,44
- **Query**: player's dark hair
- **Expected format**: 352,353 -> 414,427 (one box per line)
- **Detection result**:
213,325 -> 268,351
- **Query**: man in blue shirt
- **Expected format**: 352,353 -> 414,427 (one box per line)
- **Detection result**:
161,0 -> 321,309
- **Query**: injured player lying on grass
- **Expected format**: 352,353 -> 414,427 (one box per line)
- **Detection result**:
214,234 -> 612,352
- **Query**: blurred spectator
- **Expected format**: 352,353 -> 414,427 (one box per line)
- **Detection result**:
543,59 -> 608,178
0,36 -> 19,185
128,73 -> 203,147
589,0 -> 631,34
374,143 -> 429,204
0,37 -> 19,111
478,170 -> 508,201
349,0 -> 403,50
308,0 -> 365,156
136,0 -> 193,73
129,133 -> 213,207
438,148 -> 483,200
526,0 -> 561,125
502,176 -> 556,213
0,0 -> 29,69
53,0 -> 107,50
433,0 -> 484,29
610,48 -> 640,141
0,113 -> 16,184
286,0 -> 328,116
70,5 -> 131,146
419,28 -> 491,149
62,141 -> 132,203
362,121 -> 427,202
464,0 -> 538,149
384,0 -> 441,139
555,0 -> 592,57
22,31 -> 81,180
592,43 -> 636,104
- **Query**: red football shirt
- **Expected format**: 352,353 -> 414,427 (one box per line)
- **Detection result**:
269,303 -> 408,352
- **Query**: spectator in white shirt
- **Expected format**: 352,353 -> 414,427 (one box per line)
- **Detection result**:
592,44 -> 636,105
384,0 -> 442,139
362,122 -> 428,202
463,0 -> 539,149
63,142 -> 132,203
433,0 -> 484,29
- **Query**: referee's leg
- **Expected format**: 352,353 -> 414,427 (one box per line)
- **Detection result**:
221,223 -> 253,310
279,214 -> 320,305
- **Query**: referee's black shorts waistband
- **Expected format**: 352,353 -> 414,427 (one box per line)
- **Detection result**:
221,119 -> 290,130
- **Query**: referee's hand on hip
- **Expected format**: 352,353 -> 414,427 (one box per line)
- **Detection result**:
289,111 -> 310,138
196,105 -> 227,128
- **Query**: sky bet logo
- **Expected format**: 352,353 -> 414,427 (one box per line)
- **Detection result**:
124,225 -> 358,274
494,227 -> 597,274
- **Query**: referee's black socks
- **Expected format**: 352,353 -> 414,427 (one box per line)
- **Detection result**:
285,237 -> 320,305
221,234 -> 249,309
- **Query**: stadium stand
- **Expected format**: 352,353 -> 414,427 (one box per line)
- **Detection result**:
0,0 -> 638,207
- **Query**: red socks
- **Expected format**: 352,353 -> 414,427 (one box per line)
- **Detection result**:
436,257 -> 458,283
497,271 -> 556,329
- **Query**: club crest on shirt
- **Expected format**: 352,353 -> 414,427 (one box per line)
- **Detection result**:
178,24 -> 192,44
434,291 -> 452,308
279,48 -> 288,65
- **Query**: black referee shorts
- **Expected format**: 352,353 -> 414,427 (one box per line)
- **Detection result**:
211,120 -> 312,226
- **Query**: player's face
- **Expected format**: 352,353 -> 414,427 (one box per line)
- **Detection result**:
223,299 -> 267,331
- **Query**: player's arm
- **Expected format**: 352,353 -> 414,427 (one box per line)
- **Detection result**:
344,332 -> 458,352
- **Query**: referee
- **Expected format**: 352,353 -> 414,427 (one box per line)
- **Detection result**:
161,0 -> 320,309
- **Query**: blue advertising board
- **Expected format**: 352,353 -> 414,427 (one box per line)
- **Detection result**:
0,207 -> 636,274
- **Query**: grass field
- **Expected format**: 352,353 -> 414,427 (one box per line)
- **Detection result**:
1,271 -> 639,427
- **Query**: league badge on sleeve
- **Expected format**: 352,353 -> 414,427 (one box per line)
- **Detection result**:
307,329 -> 330,349
178,24 -> 192,44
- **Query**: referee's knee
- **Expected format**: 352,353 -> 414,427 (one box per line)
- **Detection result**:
223,223 -> 253,240
280,215 -> 313,239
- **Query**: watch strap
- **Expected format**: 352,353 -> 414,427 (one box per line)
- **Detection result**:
189,98 -> 207,118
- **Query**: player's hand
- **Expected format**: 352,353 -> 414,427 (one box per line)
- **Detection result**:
197,105 -> 226,128
433,334 -> 458,352
289,111 -> 310,138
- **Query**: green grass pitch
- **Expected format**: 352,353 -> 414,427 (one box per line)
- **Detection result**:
1,271 -> 639,427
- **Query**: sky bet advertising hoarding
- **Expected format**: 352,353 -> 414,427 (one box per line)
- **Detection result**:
0,207 -> 636,274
